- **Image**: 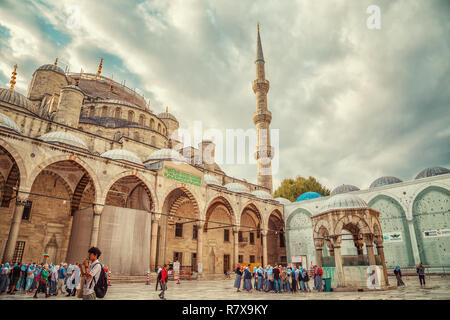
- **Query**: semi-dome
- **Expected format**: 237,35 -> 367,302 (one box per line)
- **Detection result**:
295,191 -> 323,202
39,131 -> 88,150
36,64 -> 65,75
145,148 -> 187,162
330,184 -> 360,196
0,88 -> 31,109
319,193 -> 368,213
369,176 -> 403,189
101,149 -> 142,164
204,174 -> 222,186
275,197 -> 291,205
251,190 -> 273,200
0,113 -> 21,133
415,166 -> 449,179
158,111 -> 178,122
224,182 -> 250,194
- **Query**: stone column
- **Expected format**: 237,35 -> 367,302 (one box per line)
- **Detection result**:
407,219 -> 421,265
355,240 -> 365,265
2,195 -> 28,263
316,248 -> 323,268
90,205 -> 103,247
376,244 -> 389,286
233,228 -> 239,268
366,243 -> 376,266
333,246 -> 345,287
262,230 -> 268,266
150,213 -> 161,272
197,221 -> 204,276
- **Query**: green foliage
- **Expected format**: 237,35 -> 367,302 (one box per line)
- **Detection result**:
273,176 -> 330,202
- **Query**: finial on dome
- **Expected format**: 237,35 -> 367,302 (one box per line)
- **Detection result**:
9,64 -> 17,91
54,58 -> 58,66
97,58 -> 103,77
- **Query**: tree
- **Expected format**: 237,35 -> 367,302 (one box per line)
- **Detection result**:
273,176 -> 330,202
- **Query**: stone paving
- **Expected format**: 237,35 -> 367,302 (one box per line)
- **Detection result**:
0,275 -> 449,300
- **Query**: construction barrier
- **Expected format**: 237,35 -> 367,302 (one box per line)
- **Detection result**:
146,271 -> 150,285
108,270 -> 111,286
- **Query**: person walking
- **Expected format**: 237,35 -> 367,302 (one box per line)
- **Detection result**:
417,262 -> 426,287
155,265 -> 162,291
33,264 -> 49,298
243,265 -> 253,293
56,263 -> 68,296
313,265 -> 323,292
394,266 -> 405,287
291,266 -> 297,293
66,267 -> 77,296
24,263 -> 36,294
299,263 -> 305,291
273,265 -> 281,293
49,265 -> 59,296
79,247 -> 102,300
8,262 -> 21,295
234,264 -> 242,292
0,263 -> 10,295
302,266 -> 311,292
158,264 -> 168,300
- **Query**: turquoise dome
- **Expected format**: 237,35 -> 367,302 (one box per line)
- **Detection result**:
295,192 -> 323,202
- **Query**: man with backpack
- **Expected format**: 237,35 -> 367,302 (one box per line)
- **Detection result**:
302,267 -> 311,292
155,265 -> 162,291
79,247 -> 107,300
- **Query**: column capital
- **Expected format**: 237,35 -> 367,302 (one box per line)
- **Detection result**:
15,192 -> 30,205
261,229 -> 268,237
93,204 -> 104,216
152,212 -> 162,222
196,220 -> 205,229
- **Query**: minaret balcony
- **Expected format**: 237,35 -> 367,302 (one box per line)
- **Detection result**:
252,79 -> 270,93
253,111 -> 272,125
254,146 -> 274,160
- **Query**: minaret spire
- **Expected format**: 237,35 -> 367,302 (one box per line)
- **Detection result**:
97,58 -> 103,77
252,24 -> 273,192
9,64 -> 17,91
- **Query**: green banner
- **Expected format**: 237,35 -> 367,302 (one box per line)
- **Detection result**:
164,167 -> 202,186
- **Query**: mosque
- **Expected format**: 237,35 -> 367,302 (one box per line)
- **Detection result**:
0,26 -> 287,276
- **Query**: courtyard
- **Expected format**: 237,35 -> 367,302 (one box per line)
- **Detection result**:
0,275 -> 449,300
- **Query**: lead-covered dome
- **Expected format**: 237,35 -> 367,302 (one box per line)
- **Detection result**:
158,111 -> 178,122
415,166 -> 449,179
319,193 -> 368,213
369,176 -> 402,189
275,197 -> 291,205
330,184 -> 360,196
204,174 -> 222,186
224,182 -> 250,194
39,131 -> 88,150
0,88 -> 31,109
144,148 -> 187,162
101,149 -> 142,164
251,190 -> 273,200
295,192 -> 323,202
37,64 -> 65,75
0,113 -> 21,133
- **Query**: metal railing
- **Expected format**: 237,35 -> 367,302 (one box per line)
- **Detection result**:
387,265 -> 450,276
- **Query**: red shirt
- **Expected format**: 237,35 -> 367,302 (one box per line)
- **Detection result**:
160,268 -> 168,283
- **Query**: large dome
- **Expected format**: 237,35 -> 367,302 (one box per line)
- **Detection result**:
158,111 -> 178,122
0,88 -> 31,109
101,149 -> 142,164
0,113 -> 21,133
274,197 -> 291,205
144,148 -> 187,162
330,184 -> 360,196
295,191 -> 323,202
204,174 -> 222,186
37,64 -> 65,75
319,193 -> 368,213
39,131 -> 88,150
224,183 -> 250,194
369,176 -> 403,188
415,166 -> 449,179
251,190 -> 273,200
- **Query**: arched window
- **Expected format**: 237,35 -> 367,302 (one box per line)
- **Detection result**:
114,107 -> 121,119
151,136 -> 156,145
101,106 -> 108,117
128,110 -> 135,122
89,106 -> 95,117
157,123 -> 161,132
134,131 -> 140,141
150,118 -> 155,130
139,115 -> 145,126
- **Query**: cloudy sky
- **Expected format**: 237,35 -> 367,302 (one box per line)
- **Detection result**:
1,0 -> 449,192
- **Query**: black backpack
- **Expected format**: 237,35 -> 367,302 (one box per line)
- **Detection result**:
90,263 -> 108,298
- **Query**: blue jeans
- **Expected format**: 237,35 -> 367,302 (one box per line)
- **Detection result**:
257,276 -> 263,290
300,280 -> 305,290
284,280 -> 291,291
274,278 -> 281,293
49,280 -> 57,295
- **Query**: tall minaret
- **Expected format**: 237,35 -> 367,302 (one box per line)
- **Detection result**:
252,24 -> 273,192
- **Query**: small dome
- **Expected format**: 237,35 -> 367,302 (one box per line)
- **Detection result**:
204,174 -> 222,186
274,197 -> 291,205
251,190 -> 273,200
37,64 -> 65,75
369,176 -> 403,188
224,182 -> 250,194
145,148 -> 187,163
0,88 -> 31,109
330,184 -> 360,196
101,149 -> 142,164
295,192 -> 323,202
0,113 -> 21,133
39,131 -> 88,150
319,193 -> 368,213
158,112 -> 178,122
415,166 -> 449,179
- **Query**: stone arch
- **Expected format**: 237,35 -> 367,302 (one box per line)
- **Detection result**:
0,141 -> 27,184
161,186 -> 200,219
39,170 -> 73,196
71,173 -> 92,214
313,218 -> 332,237
285,207 -> 313,263
139,114 -> 146,126
101,105 -> 108,117
150,118 -> 155,130
25,155 -> 101,204
334,213 -> 371,238
204,195 -> 236,231
114,107 -> 122,119
128,110 -> 135,122
239,201 -> 264,231
157,123 -> 161,133
101,170 -> 156,210
408,182 -> 449,216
